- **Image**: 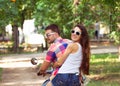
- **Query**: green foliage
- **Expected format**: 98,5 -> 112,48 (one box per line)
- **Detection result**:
85,0 -> 120,43
88,29 -> 95,38
0,0 -> 120,42
109,31 -> 120,44
0,0 -> 37,27
74,1 -> 95,25
34,0 -> 74,38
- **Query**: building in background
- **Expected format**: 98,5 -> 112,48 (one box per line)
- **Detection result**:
5,19 -> 46,48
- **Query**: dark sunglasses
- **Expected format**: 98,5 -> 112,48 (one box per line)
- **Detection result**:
71,30 -> 81,35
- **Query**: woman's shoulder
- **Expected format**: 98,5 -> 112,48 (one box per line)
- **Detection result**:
67,43 -> 80,53
68,42 -> 79,48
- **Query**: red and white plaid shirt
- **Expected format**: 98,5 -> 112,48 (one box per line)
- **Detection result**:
45,37 -> 71,75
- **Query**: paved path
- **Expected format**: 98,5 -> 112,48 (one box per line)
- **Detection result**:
91,45 -> 118,54
0,44 -> 118,86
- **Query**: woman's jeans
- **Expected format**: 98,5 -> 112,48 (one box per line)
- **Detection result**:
51,73 -> 81,86
42,78 -> 50,86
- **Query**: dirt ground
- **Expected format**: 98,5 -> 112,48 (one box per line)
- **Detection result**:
1,67 -> 51,86
0,53 -> 51,86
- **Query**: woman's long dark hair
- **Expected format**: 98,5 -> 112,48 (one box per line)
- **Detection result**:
75,24 -> 90,75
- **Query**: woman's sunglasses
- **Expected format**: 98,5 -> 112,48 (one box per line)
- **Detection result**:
71,30 -> 81,35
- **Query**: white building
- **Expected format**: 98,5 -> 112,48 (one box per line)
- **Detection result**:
5,19 -> 46,48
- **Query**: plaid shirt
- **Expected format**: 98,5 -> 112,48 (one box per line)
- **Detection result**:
45,37 -> 71,75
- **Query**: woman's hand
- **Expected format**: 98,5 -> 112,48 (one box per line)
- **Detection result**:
53,62 -> 60,68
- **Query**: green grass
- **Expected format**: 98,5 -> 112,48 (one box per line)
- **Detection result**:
87,53 -> 120,86
0,68 -> 2,81
88,81 -> 120,86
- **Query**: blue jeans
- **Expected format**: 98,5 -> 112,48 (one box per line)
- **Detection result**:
52,73 -> 81,86
42,78 -> 50,86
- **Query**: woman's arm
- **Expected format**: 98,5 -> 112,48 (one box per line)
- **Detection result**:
53,43 -> 79,68
53,44 -> 73,68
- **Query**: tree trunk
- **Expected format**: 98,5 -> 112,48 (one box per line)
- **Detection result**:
118,45 -> 120,59
12,25 -> 19,53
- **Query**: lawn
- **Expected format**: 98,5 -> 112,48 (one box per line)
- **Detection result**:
87,53 -> 120,86
0,68 -> 2,81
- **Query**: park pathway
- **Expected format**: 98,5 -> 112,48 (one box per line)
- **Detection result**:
0,42 -> 118,86
0,53 -> 51,86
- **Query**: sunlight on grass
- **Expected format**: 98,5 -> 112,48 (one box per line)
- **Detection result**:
91,58 -> 119,63
88,53 -> 120,86
91,53 -> 118,60
88,81 -> 120,86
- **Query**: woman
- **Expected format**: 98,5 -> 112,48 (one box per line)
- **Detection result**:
51,24 -> 90,86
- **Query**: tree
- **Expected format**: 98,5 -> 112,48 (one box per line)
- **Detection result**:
0,0 -> 119,54
92,0 -> 120,59
0,0 -> 37,53
34,0 -> 74,38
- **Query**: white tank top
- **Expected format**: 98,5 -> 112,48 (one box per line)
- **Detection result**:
58,43 -> 82,74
